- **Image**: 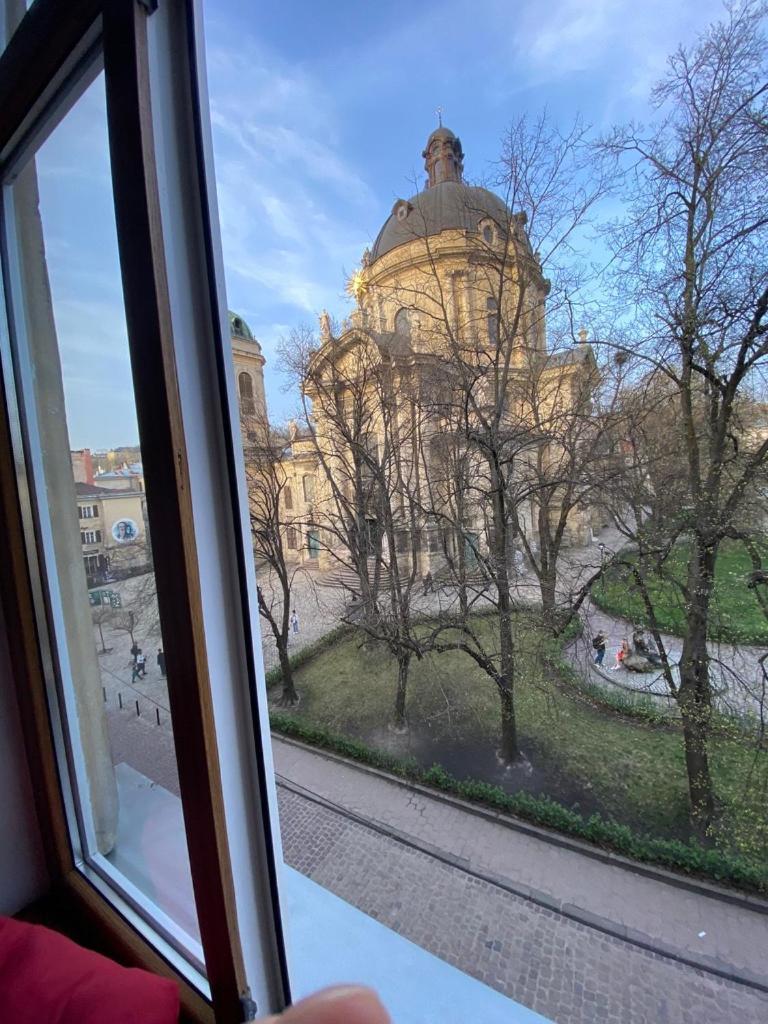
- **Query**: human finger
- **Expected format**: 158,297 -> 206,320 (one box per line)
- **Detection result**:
261,985 -> 390,1024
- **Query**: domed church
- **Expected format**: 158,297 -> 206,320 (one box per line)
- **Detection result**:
237,124 -> 596,575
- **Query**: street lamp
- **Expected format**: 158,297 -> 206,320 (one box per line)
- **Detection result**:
598,542 -> 606,596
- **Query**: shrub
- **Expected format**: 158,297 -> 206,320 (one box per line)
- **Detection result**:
270,714 -> 767,893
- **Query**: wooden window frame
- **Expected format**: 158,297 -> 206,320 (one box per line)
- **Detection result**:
0,2 -> 289,1021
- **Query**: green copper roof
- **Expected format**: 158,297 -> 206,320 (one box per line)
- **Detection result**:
228,310 -> 255,342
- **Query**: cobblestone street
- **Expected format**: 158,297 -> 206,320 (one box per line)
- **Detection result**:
278,781 -> 768,1024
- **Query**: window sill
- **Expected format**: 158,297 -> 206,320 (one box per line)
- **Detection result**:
111,763 -> 549,1023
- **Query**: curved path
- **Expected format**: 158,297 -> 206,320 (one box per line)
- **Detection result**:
257,528 -> 768,720
548,528 -> 768,720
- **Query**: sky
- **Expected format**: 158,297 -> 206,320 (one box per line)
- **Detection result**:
33,0 -> 725,450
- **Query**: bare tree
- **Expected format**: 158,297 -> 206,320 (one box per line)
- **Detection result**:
598,0 -> 768,826
91,605 -> 114,654
281,323 -> 425,729
377,112 -> 611,763
242,413 -> 302,706
110,608 -> 138,651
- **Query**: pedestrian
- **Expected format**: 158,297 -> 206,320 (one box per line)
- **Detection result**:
131,662 -> 141,685
130,642 -> 139,665
290,609 -> 299,635
592,631 -> 607,666
157,648 -> 166,677
422,571 -> 433,595
136,650 -> 146,677
610,638 -> 630,671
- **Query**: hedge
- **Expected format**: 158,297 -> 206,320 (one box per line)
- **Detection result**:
270,712 -> 767,894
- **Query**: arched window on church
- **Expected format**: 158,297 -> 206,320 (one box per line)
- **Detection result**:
284,485 -> 293,511
394,308 -> 411,339
238,372 -> 255,415
486,297 -> 499,345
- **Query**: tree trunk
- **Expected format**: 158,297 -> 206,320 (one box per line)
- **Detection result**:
498,683 -> 519,763
540,568 -> 557,621
679,690 -> 714,829
678,538 -> 716,828
393,651 -> 410,730
278,641 -> 299,707
489,455 -> 520,763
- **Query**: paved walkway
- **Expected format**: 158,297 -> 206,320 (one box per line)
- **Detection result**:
520,526 -> 768,719
275,736 -> 768,1023
259,527 -> 768,719
255,565 -> 347,672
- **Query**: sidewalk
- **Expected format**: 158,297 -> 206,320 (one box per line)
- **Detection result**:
272,735 -> 768,992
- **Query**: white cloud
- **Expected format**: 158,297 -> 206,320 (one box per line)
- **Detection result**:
509,0 -> 724,101
204,28 -> 376,332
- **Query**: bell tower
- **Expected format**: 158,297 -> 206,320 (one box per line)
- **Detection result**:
229,310 -> 267,425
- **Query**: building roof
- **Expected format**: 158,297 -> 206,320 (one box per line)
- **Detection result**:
76,481 -> 143,498
75,482 -> 116,496
369,123 -> 512,263
229,310 -> 262,353
97,463 -> 143,479
424,125 -> 459,148
371,181 -> 511,263
545,346 -> 595,369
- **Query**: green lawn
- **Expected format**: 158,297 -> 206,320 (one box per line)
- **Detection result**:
594,538 -> 768,644
277,612 -> 768,877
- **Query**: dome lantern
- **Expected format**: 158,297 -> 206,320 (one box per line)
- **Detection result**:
422,125 -> 464,188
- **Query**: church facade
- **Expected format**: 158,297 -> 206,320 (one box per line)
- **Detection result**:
232,125 -> 596,578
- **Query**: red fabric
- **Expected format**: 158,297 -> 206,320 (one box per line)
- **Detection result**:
0,915 -> 179,1024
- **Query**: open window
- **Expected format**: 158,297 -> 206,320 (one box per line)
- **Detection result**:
0,2 -> 288,1020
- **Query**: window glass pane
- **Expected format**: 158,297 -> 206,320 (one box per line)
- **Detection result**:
3,71 -> 203,968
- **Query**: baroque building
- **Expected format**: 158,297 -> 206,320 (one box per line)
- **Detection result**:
234,125 -> 596,578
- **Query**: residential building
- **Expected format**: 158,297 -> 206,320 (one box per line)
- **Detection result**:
75,481 -> 149,586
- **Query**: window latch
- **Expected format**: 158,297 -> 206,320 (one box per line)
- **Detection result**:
240,992 -> 258,1022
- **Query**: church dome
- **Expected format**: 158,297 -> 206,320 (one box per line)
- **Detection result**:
370,181 -> 511,263
370,125 -> 511,263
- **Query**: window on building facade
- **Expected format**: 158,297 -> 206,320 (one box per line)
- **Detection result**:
394,307 -> 411,337
302,474 -> 316,502
486,296 -> 499,344
286,526 -> 298,550
238,371 -> 255,415
284,484 -> 293,510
